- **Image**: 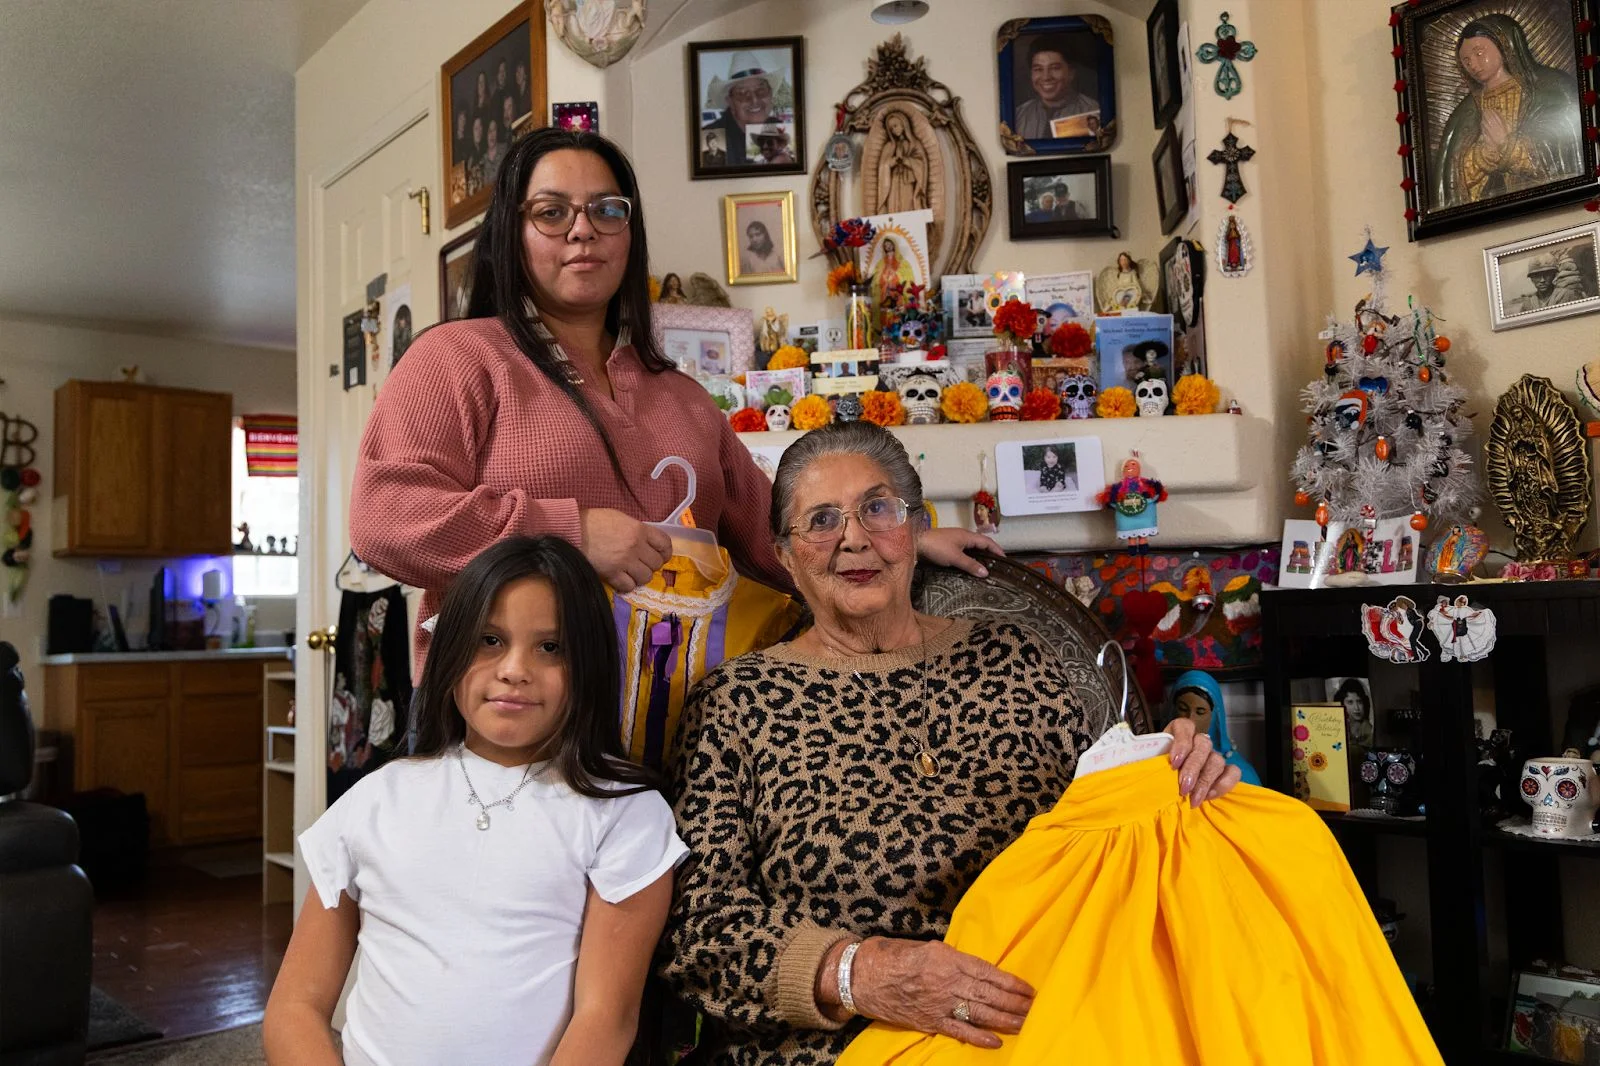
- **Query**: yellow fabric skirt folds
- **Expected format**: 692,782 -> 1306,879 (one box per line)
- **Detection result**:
839,757 -> 1444,1066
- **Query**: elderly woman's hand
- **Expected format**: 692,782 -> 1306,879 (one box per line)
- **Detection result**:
1164,717 -> 1242,807
918,527 -> 1003,578
850,937 -> 1034,1049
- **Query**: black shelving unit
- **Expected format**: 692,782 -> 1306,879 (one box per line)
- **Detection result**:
1262,581 -> 1600,1066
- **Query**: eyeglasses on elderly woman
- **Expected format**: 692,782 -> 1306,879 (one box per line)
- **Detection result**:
787,496 -> 912,543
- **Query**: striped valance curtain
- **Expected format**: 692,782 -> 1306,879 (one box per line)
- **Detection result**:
242,414 -> 297,477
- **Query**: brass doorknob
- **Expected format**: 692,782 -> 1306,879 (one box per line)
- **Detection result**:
305,625 -> 338,651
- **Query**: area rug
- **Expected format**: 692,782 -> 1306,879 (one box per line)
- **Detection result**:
88,1023 -> 264,1065
87,986 -> 162,1052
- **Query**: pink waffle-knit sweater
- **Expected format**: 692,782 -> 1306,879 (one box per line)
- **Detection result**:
349,318 -> 790,676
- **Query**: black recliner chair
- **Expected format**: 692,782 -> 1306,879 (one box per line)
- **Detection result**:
0,641 -> 93,1066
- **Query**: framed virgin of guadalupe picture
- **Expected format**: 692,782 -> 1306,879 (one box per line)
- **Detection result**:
1392,0 -> 1600,242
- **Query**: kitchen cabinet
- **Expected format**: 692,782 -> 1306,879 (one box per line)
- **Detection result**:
52,380 -> 233,557
44,655 -> 280,846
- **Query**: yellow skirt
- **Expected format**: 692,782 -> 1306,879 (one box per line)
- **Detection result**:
838,757 -> 1443,1066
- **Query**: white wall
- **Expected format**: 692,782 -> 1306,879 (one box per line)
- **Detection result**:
0,316 -> 296,721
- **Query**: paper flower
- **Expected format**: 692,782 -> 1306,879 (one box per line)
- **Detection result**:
861,390 -> 907,427
767,345 -> 810,371
729,407 -> 767,433
941,381 -> 989,423
826,263 -> 857,296
1174,374 -> 1221,415
992,298 -> 1039,348
1096,386 -> 1137,418
1020,387 -> 1061,421
1049,321 -> 1093,359
791,394 -> 833,431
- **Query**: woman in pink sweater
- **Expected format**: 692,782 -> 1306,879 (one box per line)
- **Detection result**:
350,128 -> 994,673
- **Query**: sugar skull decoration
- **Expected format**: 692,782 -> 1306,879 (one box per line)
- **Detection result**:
899,372 -> 943,425
985,368 -> 1025,421
1060,374 -> 1097,420
1424,596 -> 1497,663
764,404 -> 791,432
1519,757 -> 1599,837
1359,748 -> 1419,816
1134,374 -> 1169,417
835,394 -> 864,423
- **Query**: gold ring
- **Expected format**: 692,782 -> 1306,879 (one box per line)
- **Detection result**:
952,1000 -> 972,1023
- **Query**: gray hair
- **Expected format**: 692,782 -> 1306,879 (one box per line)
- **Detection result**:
769,421 -> 926,539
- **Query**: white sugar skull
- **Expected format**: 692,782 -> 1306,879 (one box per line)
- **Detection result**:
985,369 -> 1024,421
764,404 -> 791,432
1060,375 -> 1097,419
1134,376 -> 1169,417
1520,757 -> 1600,837
899,372 -> 943,424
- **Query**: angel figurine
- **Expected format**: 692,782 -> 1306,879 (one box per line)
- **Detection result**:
1094,252 -> 1158,313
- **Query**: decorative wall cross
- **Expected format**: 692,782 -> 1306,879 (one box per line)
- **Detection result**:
1196,12 -> 1256,99
1206,128 -> 1255,203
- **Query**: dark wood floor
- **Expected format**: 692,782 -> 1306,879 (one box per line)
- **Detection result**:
92,842 -> 292,1044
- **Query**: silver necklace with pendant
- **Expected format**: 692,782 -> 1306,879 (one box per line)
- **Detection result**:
457,747 -> 537,830
846,625 -> 940,780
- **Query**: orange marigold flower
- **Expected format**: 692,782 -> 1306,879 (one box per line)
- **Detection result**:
1048,321 -> 1093,359
1096,385 -> 1137,418
1173,374 -> 1221,415
791,394 -> 833,430
826,263 -> 858,297
729,407 -> 767,433
1020,387 -> 1061,421
767,345 -> 811,371
941,381 -> 988,424
860,390 -> 907,427
648,275 -> 662,302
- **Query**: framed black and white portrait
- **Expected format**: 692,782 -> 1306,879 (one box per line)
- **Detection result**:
1484,220 -> 1600,330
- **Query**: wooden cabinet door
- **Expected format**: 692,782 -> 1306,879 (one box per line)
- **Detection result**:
83,697 -> 171,843
54,382 -> 153,554
175,689 -> 263,843
151,389 -> 234,556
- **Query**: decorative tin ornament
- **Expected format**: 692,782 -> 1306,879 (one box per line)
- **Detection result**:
1216,214 -> 1253,278
1195,12 -> 1256,99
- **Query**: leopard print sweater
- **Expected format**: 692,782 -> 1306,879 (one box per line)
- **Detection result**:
659,618 -> 1095,1066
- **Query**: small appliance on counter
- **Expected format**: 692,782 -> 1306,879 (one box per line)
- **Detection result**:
47,595 -> 95,655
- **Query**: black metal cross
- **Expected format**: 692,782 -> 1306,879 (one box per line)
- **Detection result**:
1206,131 -> 1255,204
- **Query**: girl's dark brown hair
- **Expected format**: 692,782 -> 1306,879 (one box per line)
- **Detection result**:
410,535 -> 658,797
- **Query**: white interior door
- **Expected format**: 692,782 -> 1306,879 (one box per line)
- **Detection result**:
295,114 -> 436,910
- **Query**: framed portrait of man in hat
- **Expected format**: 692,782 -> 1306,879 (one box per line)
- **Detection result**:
1484,220 -> 1600,331
687,35 -> 806,180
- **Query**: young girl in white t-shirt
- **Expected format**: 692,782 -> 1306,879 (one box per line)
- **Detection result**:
264,536 -> 687,1066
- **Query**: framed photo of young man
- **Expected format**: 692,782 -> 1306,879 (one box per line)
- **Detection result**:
688,36 -> 806,180
997,16 -> 1118,156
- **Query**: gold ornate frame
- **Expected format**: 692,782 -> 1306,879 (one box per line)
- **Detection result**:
723,191 -> 799,286
807,35 -> 991,281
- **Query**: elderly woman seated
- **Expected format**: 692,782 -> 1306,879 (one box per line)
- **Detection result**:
660,422 -> 1240,1065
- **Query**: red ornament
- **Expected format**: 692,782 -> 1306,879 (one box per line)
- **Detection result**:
1376,436 -> 1391,462
1585,90 -> 1599,106
1363,334 -> 1380,354
1433,336 -> 1451,353
1398,143 -> 1412,157
1584,55 -> 1598,70
1391,44 -> 1404,59
1578,18 -> 1593,31
1388,12 -> 1400,27
1393,78 -> 1407,92
1400,177 -> 1416,191
1396,112 -> 1410,124
1315,501 -> 1331,528
1587,127 -> 1600,142
1404,207 -> 1419,221
1419,366 -> 1432,382
1295,490 -> 1311,507
1410,512 -> 1428,532
19,468 -> 40,487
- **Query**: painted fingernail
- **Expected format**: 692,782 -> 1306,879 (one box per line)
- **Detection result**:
1181,774 -> 1195,794
1172,750 -> 1186,769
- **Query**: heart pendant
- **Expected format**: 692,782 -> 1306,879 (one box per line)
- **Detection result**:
475,811 -> 490,831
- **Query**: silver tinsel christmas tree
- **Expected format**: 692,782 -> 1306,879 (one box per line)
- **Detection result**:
1291,234 -> 1478,535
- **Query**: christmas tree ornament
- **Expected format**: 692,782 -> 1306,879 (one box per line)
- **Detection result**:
1196,11 -> 1257,100
1315,500 -> 1330,528
1376,435 -> 1391,461
1409,511 -> 1427,531
1418,365 -> 1432,382
972,452 -> 998,534
1216,214 -> 1253,277
1295,490 -> 1311,506
1405,409 -> 1423,433
1425,596 -> 1497,663
1483,374 -> 1592,563
1206,121 -> 1255,204
1349,236 -> 1389,277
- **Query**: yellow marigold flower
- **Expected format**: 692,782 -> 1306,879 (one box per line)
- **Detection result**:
767,345 -> 811,371
1096,385 -> 1137,418
941,381 -> 988,424
791,394 -> 833,431
1173,373 -> 1221,416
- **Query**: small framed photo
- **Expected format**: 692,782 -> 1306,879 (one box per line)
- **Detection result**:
441,2 -> 546,229
1393,0 -> 1600,242
1152,123 -> 1186,236
1007,157 -> 1116,240
552,100 -> 599,132
439,225 -> 482,323
688,36 -> 806,180
942,273 -> 993,339
997,16 -> 1118,155
724,191 -> 799,285
809,348 -> 881,396
744,367 -> 808,410
651,303 -> 755,377
1505,964 -> 1600,1058
995,435 -> 1107,516
1146,0 -> 1182,128
1483,221 -> 1600,332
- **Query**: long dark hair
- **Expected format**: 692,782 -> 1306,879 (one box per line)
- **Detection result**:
410,536 -> 658,797
465,126 -> 675,500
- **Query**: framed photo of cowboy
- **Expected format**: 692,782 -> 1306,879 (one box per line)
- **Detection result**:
687,36 -> 806,180
441,2 -> 547,228
1483,220 -> 1600,331
1392,0 -> 1600,242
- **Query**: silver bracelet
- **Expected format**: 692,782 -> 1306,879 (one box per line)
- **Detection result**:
836,939 -> 863,1016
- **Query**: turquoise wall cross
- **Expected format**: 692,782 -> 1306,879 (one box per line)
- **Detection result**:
1196,12 -> 1256,100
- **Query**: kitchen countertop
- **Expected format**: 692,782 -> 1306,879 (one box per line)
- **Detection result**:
40,647 -> 292,666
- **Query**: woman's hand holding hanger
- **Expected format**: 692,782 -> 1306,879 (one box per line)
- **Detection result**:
1163,716 -> 1240,808
580,508 -> 673,592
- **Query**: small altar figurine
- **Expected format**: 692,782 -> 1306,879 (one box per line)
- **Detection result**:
1098,452 -> 1167,547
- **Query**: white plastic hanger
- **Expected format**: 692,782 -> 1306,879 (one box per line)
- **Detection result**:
1075,639 -> 1173,778
646,456 -> 726,582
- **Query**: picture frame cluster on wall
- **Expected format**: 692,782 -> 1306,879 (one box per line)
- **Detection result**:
1391,0 -> 1600,242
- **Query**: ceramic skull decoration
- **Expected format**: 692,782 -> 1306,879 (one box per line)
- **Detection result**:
985,369 -> 1024,421
835,394 -> 864,423
899,373 -> 943,425
764,404 -> 791,432
1060,375 -> 1097,420
1134,376 -> 1169,417
1359,748 -> 1419,816
1520,757 -> 1599,837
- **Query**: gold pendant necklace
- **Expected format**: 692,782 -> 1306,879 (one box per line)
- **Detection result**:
845,621 -> 940,779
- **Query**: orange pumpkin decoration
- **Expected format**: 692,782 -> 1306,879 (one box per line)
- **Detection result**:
1418,365 -> 1432,382
1433,336 -> 1450,353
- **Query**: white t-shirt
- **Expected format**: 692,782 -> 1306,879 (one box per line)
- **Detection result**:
297,746 -> 687,1066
